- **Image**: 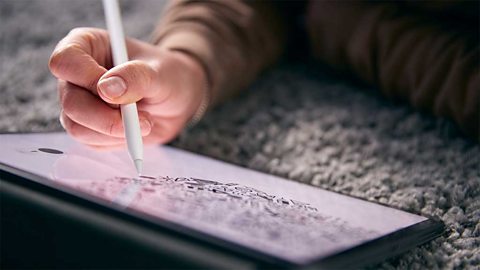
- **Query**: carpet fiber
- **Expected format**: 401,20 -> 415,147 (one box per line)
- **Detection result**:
1,1 -> 478,269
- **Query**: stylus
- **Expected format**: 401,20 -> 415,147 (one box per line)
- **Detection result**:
102,0 -> 143,175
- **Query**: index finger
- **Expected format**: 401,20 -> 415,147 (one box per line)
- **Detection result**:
49,27 -> 111,93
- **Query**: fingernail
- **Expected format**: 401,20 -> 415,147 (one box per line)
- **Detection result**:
98,76 -> 127,99
140,118 -> 152,135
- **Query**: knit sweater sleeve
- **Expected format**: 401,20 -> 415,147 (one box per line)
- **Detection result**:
306,1 -> 479,139
151,0 -> 286,105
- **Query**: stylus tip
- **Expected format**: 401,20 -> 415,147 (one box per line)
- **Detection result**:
134,159 -> 143,176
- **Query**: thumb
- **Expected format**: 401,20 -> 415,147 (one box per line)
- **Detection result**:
97,60 -> 169,104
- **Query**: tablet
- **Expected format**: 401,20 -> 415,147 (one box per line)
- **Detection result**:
0,132 -> 443,269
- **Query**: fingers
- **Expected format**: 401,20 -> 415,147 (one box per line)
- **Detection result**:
59,81 -> 152,139
97,60 -> 171,105
60,111 -> 125,146
49,28 -> 109,93
61,109 -> 181,147
61,81 -> 124,137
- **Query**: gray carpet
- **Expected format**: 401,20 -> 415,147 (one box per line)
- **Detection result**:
1,0 -> 479,269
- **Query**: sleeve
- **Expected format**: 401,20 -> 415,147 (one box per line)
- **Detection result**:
306,1 -> 479,140
151,0 -> 286,105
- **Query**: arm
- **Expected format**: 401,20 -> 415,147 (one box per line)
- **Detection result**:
151,0 -> 287,105
306,1 -> 479,139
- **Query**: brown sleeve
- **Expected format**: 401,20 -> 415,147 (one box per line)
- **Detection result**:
306,1 -> 479,140
151,0 -> 286,105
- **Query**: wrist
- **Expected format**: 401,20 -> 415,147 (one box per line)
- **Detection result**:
167,50 -> 211,126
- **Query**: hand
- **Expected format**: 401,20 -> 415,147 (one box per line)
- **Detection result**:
49,27 -> 208,147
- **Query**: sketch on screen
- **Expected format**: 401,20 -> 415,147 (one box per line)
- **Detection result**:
68,175 -> 379,262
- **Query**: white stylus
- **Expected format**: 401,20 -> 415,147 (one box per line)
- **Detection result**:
102,0 -> 143,175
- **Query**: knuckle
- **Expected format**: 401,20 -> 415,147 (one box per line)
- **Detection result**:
67,27 -> 103,43
49,43 -> 82,76
50,27 -> 100,75
68,27 -> 100,36
69,27 -> 108,57
67,27 -> 86,36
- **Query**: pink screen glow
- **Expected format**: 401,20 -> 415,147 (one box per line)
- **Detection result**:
0,132 -> 426,264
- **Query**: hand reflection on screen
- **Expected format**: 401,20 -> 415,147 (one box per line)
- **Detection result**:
52,145 -> 132,181
51,145 -> 140,203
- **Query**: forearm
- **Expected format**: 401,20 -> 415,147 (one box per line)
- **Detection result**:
151,0 -> 286,105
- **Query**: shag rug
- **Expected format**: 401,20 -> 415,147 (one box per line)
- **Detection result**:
1,0 -> 478,269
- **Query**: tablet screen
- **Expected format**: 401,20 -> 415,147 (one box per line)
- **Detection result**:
0,133 -> 426,264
